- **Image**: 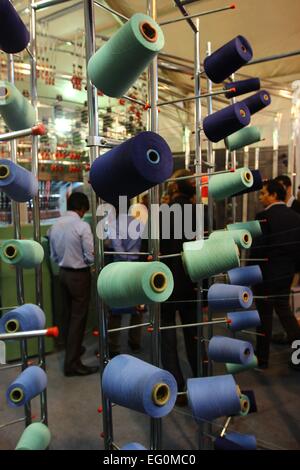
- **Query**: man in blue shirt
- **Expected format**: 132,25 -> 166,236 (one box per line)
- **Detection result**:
49,192 -> 98,376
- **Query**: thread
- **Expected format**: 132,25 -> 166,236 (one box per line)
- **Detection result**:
88,13 -> 164,97
15,423 -> 51,450
0,239 -> 44,268
225,432 -> 257,450
0,81 -> 36,131
102,354 -> 177,418
227,265 -> 263,286
224,78 -> 260,99
208,167 -> 253,200
182,238 -> 240,282
120,443 -> 147,450
97,261 -> 174,308
187,375 -> 241,422
90,132 -> 173,205
0,0 -> 30,53
203,103 -> 251,143
0,159 -> 38,202
208,336 -> 254,365
6,366 -> 47,408
241,90 -> 271,115
0,304 -> 45,334
227,310 -> 261,332
227,220 -> 262,238
230,169 -> 263,197
226,355 -> 258,374
208,283 -> 253,311
224,126 -> 261,151
204,35 -> 253,83
209,229 -> 252,250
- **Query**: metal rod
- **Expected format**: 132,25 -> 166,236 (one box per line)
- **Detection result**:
30,0 -> 48,428
160,5 -> 234,26
0,329 -> 51,340
104,251 -> 150,256
229,73 -> 237,224
147,0 -> 161,452
0,417 -> 26,431
84,0 -> 113,450
157,88 -> 233,107
32,0 -> 70,11
220,416 -> 232,437
165,168 -> 232,183
0,127 -> 36,142
0,362 -> 24,371
159,253 -> 181,259
245,49 -> 300,66
122,94 -> 147,107
93,0 -> 128,21
159,319 -> 229,331
241,330 -> 265,337
242,147 -> 249,222
0,306 -> 18,311
173,0 -> 197,33
108,322 -> 151,334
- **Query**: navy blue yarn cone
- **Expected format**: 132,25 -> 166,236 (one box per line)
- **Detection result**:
0,159 -> 38,202
0,304 -> 45,333
241,90 -> 271,115
89,132 -> 173,205
230,169 -> 263,197
227,310 -> 261,332
0,0 -> 30,53
225,432 -> 257,450
6,366 -> 47,408
224,78 -> 260,99
214,436 -> 245,450
227,265 -> 263,286
203,103 -> 250,143
204,35 -> 253,83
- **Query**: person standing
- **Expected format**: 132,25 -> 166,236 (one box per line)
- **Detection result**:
251,179 -> 300,370
274,174 -> 300,214
48,192 -> 98,376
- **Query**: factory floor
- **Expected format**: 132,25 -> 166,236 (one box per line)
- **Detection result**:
0,314 -> 299,451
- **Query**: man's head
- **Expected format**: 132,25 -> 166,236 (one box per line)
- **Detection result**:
67,192 -> 90,218
167,169 -> 195,199
259,179 -> 286,208
274,174 -> 292,201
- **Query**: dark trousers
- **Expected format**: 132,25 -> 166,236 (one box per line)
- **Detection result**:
108,310 -> 143,353
255,280 -> 300,363
59,268 -> 91,372
160,302 -> 198,392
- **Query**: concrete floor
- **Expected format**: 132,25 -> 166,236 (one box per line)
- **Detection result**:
0,315 -> 299,450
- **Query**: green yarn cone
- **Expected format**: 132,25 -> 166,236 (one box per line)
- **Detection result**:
182,238 -> 240,282
0,81 -> 36,131
0,239 -> 44,268
226,355 -> 258,374
239,394 -> 250,416
209,167 -> 253,201
88,13 -> 164,97
97,261 -> 174,307
15,423 -> 51,450
227,220 -> 262,238
224,126 -> 261,151
209,229 -> 252,250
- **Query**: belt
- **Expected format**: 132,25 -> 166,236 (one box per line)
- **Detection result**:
60,266 -> 90,272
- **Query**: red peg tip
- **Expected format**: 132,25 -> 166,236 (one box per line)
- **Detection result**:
226,319 -> 232,324
31,415 -> 37,420
97,406 -> 103,414
144,102 -> 151,110
32,123 -> 47,136
229,168 -> 235,172
100,432 -> 105,439
27,360 -> 34,365
229,87 -> 236,93
147,327 -> 154,333
230,3 -> 236,8
46,326 -> 59,337
93,329 -> 100,337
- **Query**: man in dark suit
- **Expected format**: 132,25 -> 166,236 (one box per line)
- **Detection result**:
251,179 -> 300,369
274,174 -> 300,214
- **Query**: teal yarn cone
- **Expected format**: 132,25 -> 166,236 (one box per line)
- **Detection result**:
182,238 -> 240,282
226,355 -> 258,374
239,394 -> 250,416
15,423 -> 51,450
209,229 -> 252,250
97,261 -> 174,307
0,81 -> 36,131
227,220 -> 262,238
87,13 -> 164,97
209,167 -> 253,201
0,239 -> 44,268
224,126 -> 261,151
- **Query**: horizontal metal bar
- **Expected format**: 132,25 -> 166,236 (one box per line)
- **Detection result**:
122,94 -> 147,107
104,251 -> 150,256
160,5 -> 234,26
159,319 -> 229,331
94,0 -> 128,21
159,253 -> 181,259
0,417 -> 26,431
108,322 -> 151,334
165,168 -> 232,183
241,330 -> 265,337
0,329 -> 48,340
241,258 -> 268,262
245,49 -> 300,66
0,363 -> 23,371
0,127 -> 34,142
0,306 -> 18,311
32,0 -> 70,11
157,88 -> 234,107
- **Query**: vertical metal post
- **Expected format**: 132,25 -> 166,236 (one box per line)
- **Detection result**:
254,147 -> 260,170
229,75 -> 237,223
30,1 -> 47,426
84,0 -> 113,450
242,147 -> 249,222
272,113 -> 281,178
147,0 -> 161,451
